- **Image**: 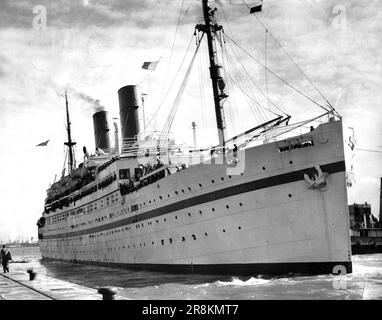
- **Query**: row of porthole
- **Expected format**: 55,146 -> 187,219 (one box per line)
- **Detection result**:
72,225 -> 245,253
47,191 -> 120,224
49,200 -> 246,234
141,176 -> 235,208
49,191 -> 293,234
136,203 -> 245,228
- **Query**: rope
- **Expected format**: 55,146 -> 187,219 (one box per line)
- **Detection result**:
220,7 -> 288,118
224,36 -> 286,117
243,2 -> 339,116
159,0 -> 185,101
145,33 -> 195,130
355,148 -> 382,154
225,33 -> 331,113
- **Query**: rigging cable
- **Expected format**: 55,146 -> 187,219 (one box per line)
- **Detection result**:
244,2 -> 339,116
145,33 -> 195,130
159,0 -> 185,102
149,33 -> 205,168
220,7 -> 287,118
225,33 -> 331,114
224,37 -> 279,120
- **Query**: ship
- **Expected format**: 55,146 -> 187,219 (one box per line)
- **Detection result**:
349,193 -> 382,255
37,0 -> 352,276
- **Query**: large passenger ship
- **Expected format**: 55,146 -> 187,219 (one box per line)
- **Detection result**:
37,0 -> 352,275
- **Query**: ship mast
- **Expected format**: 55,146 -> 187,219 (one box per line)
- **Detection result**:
64,90 -> 76,174
196,0 -> 228,149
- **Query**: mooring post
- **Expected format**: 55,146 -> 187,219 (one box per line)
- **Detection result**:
27,269 -> 37,281
98,287 -> 117,300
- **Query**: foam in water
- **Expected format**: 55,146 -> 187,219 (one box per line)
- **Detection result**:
215,276 -> 271,287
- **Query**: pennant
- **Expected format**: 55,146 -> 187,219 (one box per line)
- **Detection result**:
142,61 -> 159,70
250,1 -> 263,13
36,139 -> 50,146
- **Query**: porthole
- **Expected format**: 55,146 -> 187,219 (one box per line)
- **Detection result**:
228,175 -> 232,179
221,177 -> 224,181
175,216 -> 178,219
188,187 -> 191,191
289,161 -> 293,164
161,240 -> 164,245
211,180 -> 215,183
199,183 -> 202,187
169,238 -> 173,244
288,194 -> 292,198
212,208 -> 215,212
188,212 -> 191,217
181,189 -> 185,193
199,210 -> 202,214
181,236 -> 185,242
238,226 -> 242,230
164,218 -> 167,222
192,234 -> 196,240
168,194 -> 170,198
204,232 -> 208,236
262,166 -> 266,170
222,229 -> 226,233
226,205 -> 229,209
152,241 -> 154,245
239,203 -> 243,206
159,196 -> 162,200
175,191 -> 178,195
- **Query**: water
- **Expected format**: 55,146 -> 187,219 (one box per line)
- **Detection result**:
8,246 -> 382,300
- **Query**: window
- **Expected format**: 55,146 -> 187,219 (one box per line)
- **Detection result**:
135,167 -> 143,179
278,139 -> 314,152
119,169 -> 130,180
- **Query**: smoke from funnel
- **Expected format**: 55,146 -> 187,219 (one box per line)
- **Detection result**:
74,91 -> 105,113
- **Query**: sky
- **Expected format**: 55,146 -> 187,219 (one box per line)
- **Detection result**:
0,0 -> 381,242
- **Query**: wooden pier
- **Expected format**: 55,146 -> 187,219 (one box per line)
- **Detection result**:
0,270 -> 125,300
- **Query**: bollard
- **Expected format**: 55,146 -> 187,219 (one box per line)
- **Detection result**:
98,287 -> 117,300
27,269 -> 37,281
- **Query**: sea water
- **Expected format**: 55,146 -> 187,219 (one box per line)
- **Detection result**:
7,246 -> 382,300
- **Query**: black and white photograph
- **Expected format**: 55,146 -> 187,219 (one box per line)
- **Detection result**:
0,0 -> 381,308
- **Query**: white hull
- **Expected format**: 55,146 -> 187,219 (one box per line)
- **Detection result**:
39,120 -> 352,275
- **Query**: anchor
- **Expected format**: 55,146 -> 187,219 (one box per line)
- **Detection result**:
304,165 -> 329,191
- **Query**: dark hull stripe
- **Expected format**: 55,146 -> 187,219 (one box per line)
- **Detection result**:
42,257 -> 353,276
43,160 -> 345,240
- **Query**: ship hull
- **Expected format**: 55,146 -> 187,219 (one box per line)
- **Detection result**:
39,119 -> 352,276
41,258 -> 352,276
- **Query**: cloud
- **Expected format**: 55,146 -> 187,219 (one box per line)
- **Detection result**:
0,0 -> 381,241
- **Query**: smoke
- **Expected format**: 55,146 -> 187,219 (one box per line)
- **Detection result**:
52,86 -> 105,113
75,91 -> 105,113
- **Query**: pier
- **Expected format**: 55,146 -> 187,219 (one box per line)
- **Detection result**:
0,270 -> 125,300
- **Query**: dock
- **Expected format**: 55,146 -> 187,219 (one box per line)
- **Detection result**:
0,270 -> 125,300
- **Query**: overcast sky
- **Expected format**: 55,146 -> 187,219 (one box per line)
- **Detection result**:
0,0 -> 381,242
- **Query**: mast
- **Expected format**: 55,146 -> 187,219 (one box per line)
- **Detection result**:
64,90 -> 76,174
196,0 -> 228,149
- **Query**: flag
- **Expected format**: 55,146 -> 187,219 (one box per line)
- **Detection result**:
250,1 -> 263,13
36,139 -> 49,146
142,61 -> 159,70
